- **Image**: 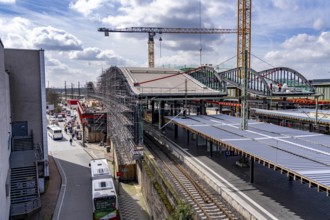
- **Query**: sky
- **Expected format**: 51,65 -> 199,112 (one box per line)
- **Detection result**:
0,0 -> 330,87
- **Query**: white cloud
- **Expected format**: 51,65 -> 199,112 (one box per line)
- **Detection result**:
101,0 -> 202,27
69,47 -> 135,66
5,33 -> 30,48
45,56 -> 96,87
0,0 -> 15,3
0,17 -> 31,36
264,32 -> 330,79
272,0 -> 299,11
69,0 -> 108,16
0,17 -> 82,51
31,26 -> 82,51
281,34 -> 316,49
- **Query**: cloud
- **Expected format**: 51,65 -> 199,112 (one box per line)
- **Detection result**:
0,0 -> 15,3
69,0 -> 108,16
272,32 -> 330,59
46,57 -> 67,68
264,32 -> 330,78
281,34 -> 316,49
45,56 -> 96,87
272,0 -> 299,11
69,47 -> 134,65
101,0 -> 203,28
31,26 -> 82,51
0,17 -> 83,51
1,17 -> 31,36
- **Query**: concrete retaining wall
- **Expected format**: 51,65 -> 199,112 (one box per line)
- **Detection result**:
140,151 -> 182,220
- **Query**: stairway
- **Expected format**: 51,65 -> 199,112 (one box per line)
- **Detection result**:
10,136 -> 41,218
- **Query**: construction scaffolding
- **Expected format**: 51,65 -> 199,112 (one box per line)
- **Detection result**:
98,67 -> 144,166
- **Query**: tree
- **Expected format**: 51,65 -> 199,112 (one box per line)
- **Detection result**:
46,88 -> 61,108
167,201 -> 194,220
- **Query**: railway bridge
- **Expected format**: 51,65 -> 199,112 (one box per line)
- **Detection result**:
188,66 -> 315,97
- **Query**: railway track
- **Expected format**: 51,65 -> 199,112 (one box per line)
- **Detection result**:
144,132 -> 239,220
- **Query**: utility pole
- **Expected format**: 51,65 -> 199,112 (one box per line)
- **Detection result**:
64,81 -> 67,99
71,83 -> 74,99
78,81 -> 81,98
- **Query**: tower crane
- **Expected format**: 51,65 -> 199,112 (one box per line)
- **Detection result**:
237,0 -> 251,69
98,27 -> 237,68
237,0 -> 252,130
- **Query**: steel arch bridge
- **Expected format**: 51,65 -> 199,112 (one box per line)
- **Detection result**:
187,66 -> 315,97
187,66 -> 227,94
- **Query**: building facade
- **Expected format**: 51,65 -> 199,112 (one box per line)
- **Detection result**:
0,39 -> 12,220
0,40 -> 48,219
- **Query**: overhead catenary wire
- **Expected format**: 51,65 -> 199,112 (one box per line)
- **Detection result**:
251,53 -> 275,68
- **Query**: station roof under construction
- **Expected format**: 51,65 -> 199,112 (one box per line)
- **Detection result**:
167,114 -> 330,195
118,67 -> 225,98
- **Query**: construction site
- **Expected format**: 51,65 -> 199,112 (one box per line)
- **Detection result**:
2,0 -> 330,219
74,0 -> 330,219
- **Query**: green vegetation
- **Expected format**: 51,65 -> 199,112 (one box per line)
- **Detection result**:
46,88 -> 64,113
142,160 -> 174,213
166,201 -> 194,220
142,153 -> 195,220
46,88 -> 61,108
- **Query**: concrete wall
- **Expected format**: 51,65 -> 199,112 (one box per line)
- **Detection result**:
140,152 -> 181,220
4,49 -> 48,177
0,41 -> 11,220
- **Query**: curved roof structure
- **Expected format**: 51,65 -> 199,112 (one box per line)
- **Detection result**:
187,66 -> 316,97
117,67 -> 226,98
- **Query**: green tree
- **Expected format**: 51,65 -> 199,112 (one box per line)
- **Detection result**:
46,88 -> 61,108
167,201 -> 194,220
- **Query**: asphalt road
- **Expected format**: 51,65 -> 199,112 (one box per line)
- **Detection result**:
49,124 -> 94,220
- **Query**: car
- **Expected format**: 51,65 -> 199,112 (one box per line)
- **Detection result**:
49,116 -> 58,124
57,115 -> 64,122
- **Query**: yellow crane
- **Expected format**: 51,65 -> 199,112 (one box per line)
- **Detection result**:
238,0 -> 252,130
237,0 -> 252,69
98,27 -> 236,68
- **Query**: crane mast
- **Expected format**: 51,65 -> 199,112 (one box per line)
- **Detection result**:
237,0 -> 251,69
237,0 -> 252,130
98,27 -> 237,68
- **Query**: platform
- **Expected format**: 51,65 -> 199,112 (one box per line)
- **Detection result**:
167,114 -> 330,196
